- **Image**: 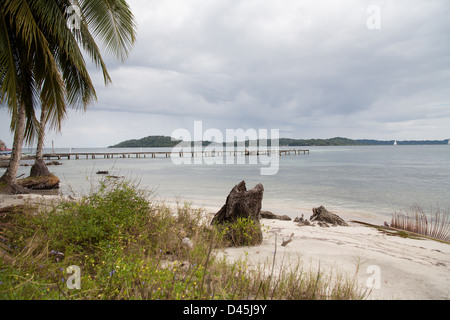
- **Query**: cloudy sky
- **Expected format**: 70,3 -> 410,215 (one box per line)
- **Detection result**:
1,0 -> 450,148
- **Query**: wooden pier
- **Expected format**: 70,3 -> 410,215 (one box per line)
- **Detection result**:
36,148 -> 309,161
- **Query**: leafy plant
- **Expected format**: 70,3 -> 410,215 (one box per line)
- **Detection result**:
33,180 -> 150,255
217,217 -> 263,247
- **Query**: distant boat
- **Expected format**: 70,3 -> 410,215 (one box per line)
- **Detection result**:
0,147 -> 31,156
0,140 -> 12,155
393,140 -> 398,146
0,149 -> 12,155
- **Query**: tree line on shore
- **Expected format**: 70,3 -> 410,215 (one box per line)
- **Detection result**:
108,135 -> 450,148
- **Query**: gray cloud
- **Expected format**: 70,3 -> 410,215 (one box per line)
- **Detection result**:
1,0 -> 449,147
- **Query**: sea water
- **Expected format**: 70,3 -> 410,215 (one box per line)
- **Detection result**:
4,145 -> 450,224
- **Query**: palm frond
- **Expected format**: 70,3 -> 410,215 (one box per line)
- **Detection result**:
0,12 -> 19,116
80,0 -> 137,62
391,204 -> 450,242
1,0 -> 136,144
77,16 -> 112,86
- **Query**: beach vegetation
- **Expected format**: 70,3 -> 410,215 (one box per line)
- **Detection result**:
0,179 -> 366,300
351,205 -> 450,243
391,204 -> 450,243
216,217 -> 263,247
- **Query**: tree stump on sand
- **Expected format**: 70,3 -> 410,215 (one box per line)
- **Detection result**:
211,181 -> 264,224
261,210 -> 291,221
310,206 -> 349,226
211,181 -> 264,246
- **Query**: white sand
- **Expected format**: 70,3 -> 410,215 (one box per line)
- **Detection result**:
150,200 -> 450,299
2,194 -> 449,300
0,193 -> 74,212
219,219 -> 450,300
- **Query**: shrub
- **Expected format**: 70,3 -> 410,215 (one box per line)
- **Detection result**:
217,217 -> 263,247
35,179 -> 150,255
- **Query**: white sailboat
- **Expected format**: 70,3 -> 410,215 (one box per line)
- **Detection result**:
393,140 -> 398,146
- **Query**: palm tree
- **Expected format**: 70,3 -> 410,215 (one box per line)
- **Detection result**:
0,0 -> 137,194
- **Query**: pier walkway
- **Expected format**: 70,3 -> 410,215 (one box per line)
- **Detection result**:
34,148 -> 309,160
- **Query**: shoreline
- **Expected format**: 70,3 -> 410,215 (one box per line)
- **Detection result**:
1,193 -> 449,300
3,144 -> 450,228
160,195 -> 390,226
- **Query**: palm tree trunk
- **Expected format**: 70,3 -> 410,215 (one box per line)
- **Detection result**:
30,107 -> 51,177
0,102 -> 29,194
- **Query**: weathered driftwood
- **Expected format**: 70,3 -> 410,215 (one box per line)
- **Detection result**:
310,206 -> 349,226
211,180 -> 264,225
0,204 -> 25,214
261,210 -> 291,221
211,181 -> 264,246
281,233 -> 294,246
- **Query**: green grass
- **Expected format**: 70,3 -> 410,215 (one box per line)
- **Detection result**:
0,179 -> 366,300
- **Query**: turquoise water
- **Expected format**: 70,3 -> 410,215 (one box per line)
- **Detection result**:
5,145 -> 450,223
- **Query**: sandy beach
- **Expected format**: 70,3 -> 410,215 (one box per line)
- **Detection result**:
1,194 -> 449,300
159,201 -> 450,300
220,218 -> 450,300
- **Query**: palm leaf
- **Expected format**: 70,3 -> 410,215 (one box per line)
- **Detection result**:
0,12 -> 19,118
80,0 -> 136,62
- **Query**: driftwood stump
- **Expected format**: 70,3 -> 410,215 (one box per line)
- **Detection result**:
211,181 -> 264,225
310,206 -> 349,226
211,181 -> 264,246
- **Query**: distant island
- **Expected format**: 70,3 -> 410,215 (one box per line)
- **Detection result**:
109,135 -> 182,148
109,136 -> 450,148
